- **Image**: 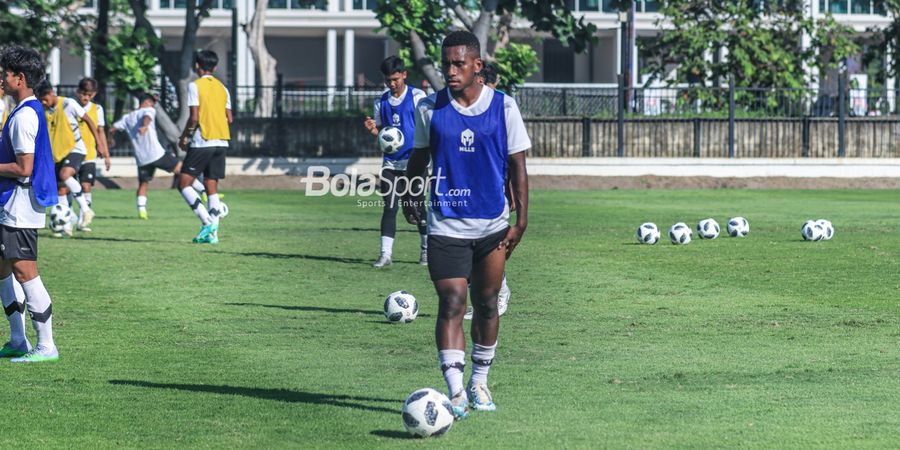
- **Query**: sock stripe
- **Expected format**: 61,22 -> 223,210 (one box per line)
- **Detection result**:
440,361 -> 465,373
28,304 -> 52,323
3,301 -> 24,317
472,357 -> 493,367
74,191 -> 83,197
209,208 -> 220,216
190,199 -> 202,210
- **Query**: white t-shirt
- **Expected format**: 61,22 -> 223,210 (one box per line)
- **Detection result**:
49,97 -> 88,155
413,86 -> 530,239
113,107 -> 166,167
0,96 -> 47,229
374,86 -> 427,171
187,75 -> 232,148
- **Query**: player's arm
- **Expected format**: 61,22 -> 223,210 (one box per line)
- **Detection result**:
0,153 -> 33,179
179,106 -> 200,151
365,100 -> 380,136
139,115 -> 152,135
98,124 -> 112,171
402,147 -> 430,225
81,114 -> 109,159
502,151 -> 528,259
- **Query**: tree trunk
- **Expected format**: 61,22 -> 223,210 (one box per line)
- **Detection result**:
245,0 -> 277,117
410,30 -> 445,91
93,0 -> 110,108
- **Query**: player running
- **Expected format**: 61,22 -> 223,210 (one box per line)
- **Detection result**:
109,93 -> 205,219
363,56 -> 428,268
0,46 -> 62,362
74,77 -> 111,221
177,50 -> 232,244
37,80 -> 109,235
406,31 -> 530,418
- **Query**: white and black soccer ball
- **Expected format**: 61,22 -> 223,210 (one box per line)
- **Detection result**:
402,388 -> 455,438
696,218 -> 720,239
48,204 -> 74,232
219,201 -> 229,218
636,222 -> 660,245
816,219 -> 834,240
801,220 -> 825,241
668,222 -> 692,245
384,290 -> 418,323
378,126 -> 405,155
727,217 -> 750,237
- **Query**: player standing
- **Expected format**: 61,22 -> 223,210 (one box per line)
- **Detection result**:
364,56 -> 428,268
0,46 -> 61,362
110,93 -> 204,219
406,31 -> 530,418
75,77 -> 111,220
177,50 -> 232,244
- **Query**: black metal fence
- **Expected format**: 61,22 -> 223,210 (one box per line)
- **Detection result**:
55,74 -> 900,158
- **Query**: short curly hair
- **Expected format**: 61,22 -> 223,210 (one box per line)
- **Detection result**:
0,45 -> 45,88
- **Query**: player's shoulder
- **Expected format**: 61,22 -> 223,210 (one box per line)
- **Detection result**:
417,92 -> 439,112
94,102 -> 105,114
8,105 -> 38,128
410,87 -> 427,98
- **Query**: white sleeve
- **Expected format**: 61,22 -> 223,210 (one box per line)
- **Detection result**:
412,88 -> 427,107
95,104 -> 106,127
65,98 -> 87,121
373,100 -> 381,127
504,96 -> 531,154
413,97 -> 434,149
9,109 -> 39,155
187,82 -> 200,107
112,116 -> 126,131
225,88 -> 232,110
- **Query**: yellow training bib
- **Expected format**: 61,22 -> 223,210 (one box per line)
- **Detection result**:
47,97 -> 76,163
79,102 -> 98,161
195,77 -> 230,141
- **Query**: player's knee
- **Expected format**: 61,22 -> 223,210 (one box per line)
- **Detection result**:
438,292 -> 467,319
471,289 -> 500,318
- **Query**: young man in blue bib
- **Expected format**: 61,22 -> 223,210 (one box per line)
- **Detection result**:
363,56 -> 428,267
0,46 -> 61,362
406,31 -> 530,418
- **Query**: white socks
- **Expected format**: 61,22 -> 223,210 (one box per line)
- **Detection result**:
64,177 -> 90,213
181,187 -> 211,225
0,275 -> 26,345
137,195 -> 147,213
21,277 -> 54,349
380,236 -> 394,256
208,194 -> 221,225
420,233 -> 428,250
470,342 -> 497,385
192,179 -> 206,194
85,192 -> 92,208
439,349 -> 466,397
58,195 -> 70,209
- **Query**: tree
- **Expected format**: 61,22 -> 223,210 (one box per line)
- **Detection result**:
0,0 -> 89,56
866,1 -> 900,93
374,0 -> 597,92
244,0 -> 278,117
642,1 -> 859,89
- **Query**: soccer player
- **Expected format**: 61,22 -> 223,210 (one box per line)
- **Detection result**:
177,50 -> 232,244
110,93 -> 204,219
0,46 -> 62,362
364,56 -> 428,268
75,77 -> 111,219
406,31 -> 530,418
37,80 -> 108,234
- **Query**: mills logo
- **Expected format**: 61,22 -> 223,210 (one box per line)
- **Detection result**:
392,113 -> 401,127
459,129 -> 475,153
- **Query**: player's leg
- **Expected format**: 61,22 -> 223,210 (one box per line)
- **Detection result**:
77,162 -> 96,231
3,228 -> 57,363
136,165 -> 152,219
203,148 -> 226,238
429,234 -> 475,419
0,259 -> 29,357
466,229 -> 509,411
178,149 -> 215,242
374,169 -> 399,268
60,155 -> 94,228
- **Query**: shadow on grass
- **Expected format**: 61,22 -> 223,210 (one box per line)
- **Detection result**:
109,380 -> 398,414
370,430 -> 418,440
67,236 -> 164,244
217,251 -> 419,266
225,302 -> 432,319
319,227 -> 418,234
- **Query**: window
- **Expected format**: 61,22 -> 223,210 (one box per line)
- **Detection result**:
353,0 -> 376,9
819,0 -> 887,14
159,0 -> 238,8
268,0 -> 326,9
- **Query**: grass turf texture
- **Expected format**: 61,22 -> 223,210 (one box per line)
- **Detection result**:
3,188 -> 898,449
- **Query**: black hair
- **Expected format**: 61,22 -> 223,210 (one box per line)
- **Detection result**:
35,79 -> 54,98
441,31 -> 481,57
380,56 -> 406,76
194,50 -> 219,72
138,92 -> 157,104
0,45 -> 45,88
480,62 -> 499,85
78,77 -> 98,92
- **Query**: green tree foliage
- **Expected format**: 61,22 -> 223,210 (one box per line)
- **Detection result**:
866,0 -> 900,91
374,0 -> 596,92
642,1 -> 859,88
0,0 -> 89,56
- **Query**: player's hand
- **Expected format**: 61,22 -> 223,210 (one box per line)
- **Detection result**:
364,117 -> 378,136
401,176 -> 427,226
103,154 -> 111,171
178,136 -> 189,151
139,125 -> 149,136
500,224 -> 526,260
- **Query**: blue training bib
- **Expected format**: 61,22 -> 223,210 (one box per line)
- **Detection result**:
0,99 -> 58,207
379,88 -> 416,162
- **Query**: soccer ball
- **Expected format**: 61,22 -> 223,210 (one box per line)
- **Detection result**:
801,220 -> 825,241
378,126 -> 405,155
696,218 -> 720,239
668,222 -> 692,245
402,388 -> 455,438
384,291 -> 418,323
727,217 -> 750,237
816,219 -> 834,240
48,204 -> 74,232
636,222 -> 660,245
219,201 -> 229,218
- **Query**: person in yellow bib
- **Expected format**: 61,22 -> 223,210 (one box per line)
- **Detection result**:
75,78 -> 111,217
36,81 -> 109,236
177,50 -> 232,244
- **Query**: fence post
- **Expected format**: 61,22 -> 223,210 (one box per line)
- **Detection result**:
801,117 -> 810,157
838,71 -> 846,157
276,73 -> 284,119
693,119 -> 701,157
728,77 -> 735,158
160,75 -> 167,111
562,88 -> 568,116
617,74 -> 625,157
581,117 -> 591,157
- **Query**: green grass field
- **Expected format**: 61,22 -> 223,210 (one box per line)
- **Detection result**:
4,188 -> 898,449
